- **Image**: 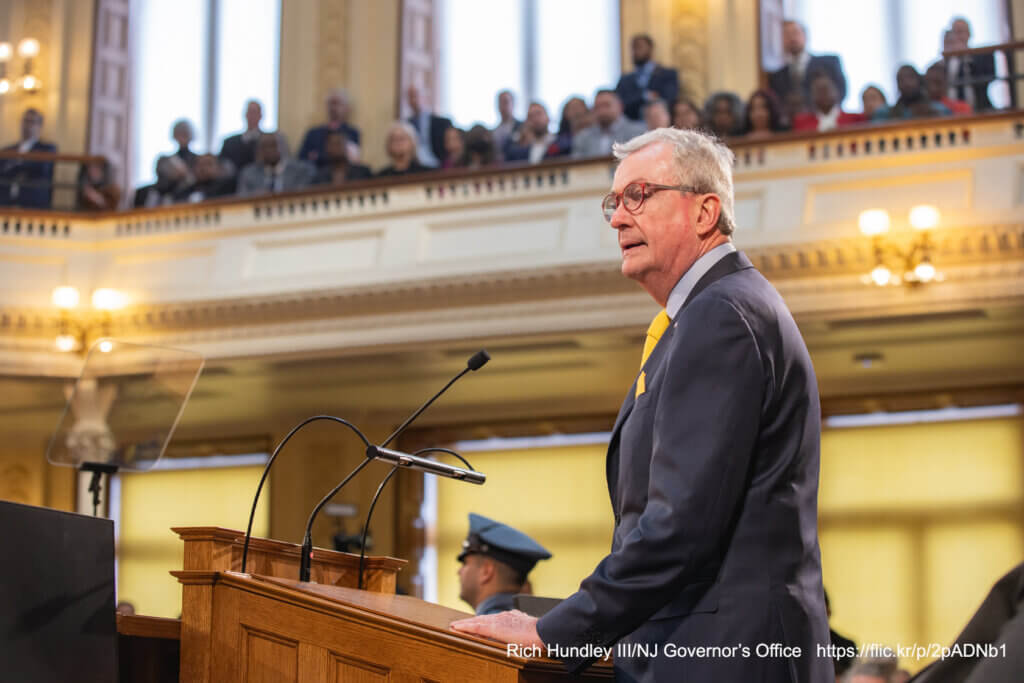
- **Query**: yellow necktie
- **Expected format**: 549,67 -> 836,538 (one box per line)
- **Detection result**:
641,310 -> 671,368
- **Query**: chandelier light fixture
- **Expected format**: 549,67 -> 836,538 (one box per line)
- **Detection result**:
858,205 -> 944,287
51,286 -> 127,353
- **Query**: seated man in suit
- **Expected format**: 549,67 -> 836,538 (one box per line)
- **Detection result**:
238,133 -> 314,196
769,20 -> 847,108
504,102 -> 569,164
571,90 -> 646,159
615,34 -> 680,121
453,127 -> 831,682
0,108 -> 58,209
220,100 -> 266,179
457,513 -> 551,616
405,83 -> 451,168
297,88 -> 362,168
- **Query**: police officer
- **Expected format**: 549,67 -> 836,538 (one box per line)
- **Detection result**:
457,513 -> 551,615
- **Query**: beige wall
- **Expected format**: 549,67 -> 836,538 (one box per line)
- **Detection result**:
278,0 -> 400,170
0,0 -> 95,153
620,0 -> 760,106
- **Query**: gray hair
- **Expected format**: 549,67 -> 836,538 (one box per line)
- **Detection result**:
386,120 -> 422,160
612,127 -> 736,235
326,87 -> 351,106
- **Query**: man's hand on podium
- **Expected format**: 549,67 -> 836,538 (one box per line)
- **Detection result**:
450,610 -> 543,649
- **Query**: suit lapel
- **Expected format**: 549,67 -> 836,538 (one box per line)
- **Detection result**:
604,250 -> 753,508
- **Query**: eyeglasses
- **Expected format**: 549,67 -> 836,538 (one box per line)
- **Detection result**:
602,182 -> 700,223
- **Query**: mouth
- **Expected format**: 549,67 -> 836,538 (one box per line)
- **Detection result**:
619,237 -> 646,254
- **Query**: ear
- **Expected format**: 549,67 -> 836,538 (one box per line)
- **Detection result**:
694,194 -> 722,238
478,558 -> 497,584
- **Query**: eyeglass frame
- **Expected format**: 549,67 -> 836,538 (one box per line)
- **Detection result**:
602,182 -> 703,223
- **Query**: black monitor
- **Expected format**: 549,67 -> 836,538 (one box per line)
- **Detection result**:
0,500 -> 117,682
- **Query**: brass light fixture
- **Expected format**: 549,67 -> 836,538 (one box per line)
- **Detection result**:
52,286 -> 127,353
0,38 -> 41,95
858,205 -> 944,286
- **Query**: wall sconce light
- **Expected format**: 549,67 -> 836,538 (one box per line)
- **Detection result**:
0,38 -> 41,95
858,206 -> 944,286
52,286 -> 127,353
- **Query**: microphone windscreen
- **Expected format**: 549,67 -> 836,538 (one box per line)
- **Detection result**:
467,350 -> 490,371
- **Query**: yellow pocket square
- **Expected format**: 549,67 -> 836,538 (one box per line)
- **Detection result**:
635,371 -> 646,398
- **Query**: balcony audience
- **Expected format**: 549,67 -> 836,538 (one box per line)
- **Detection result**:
220,100 -> 266,179
642,99 -> 671,131
792,73 -> 865,131
170,119 -> 198,170
571,90 -> 645,158
0,108 -> 57,209
769,20 -> 848,106
556,96 -> 591,151
238,133 -> 314,196
76,158 -> 122,211
464,125 -> 497,168
889,65 -> 949,119
861,85 -> 890,121
671,97 -> 703,130
925,62 -> 972,115
704,91 -> 744,138
742,89 -> 787,139
298,88 -> 362,168
313,131 -> 372,186
945,17 -> 996,111
405,83 -> 451,167
441,126 -> 467,169
133,155 -> 192,207
181,154 -> 234,202
491,90 -> 522,161
377,121 -> 433,176
505,102 -> 568,163
615,34 -> 680,121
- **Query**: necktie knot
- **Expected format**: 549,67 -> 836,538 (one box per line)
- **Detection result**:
641,310 -> 670,367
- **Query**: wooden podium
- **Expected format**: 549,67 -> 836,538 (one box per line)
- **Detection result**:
171,526 -> 611,681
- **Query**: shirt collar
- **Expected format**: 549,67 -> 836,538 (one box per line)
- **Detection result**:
475,592 -> 517,615
18,137 -> 39,153
817,105 -> 841,131
787,50 -> 810,71
665,242 -> 737,319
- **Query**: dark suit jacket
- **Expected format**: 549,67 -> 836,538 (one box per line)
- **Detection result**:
947,53 -> 997,111
0,141 -> 58,209
407,113 -> 452,163
910,562 -> 1024,683
219,133 -> 260,173
536,252 -> 831,682
297,123 -> 362,167
616,64 -> 680,120
769,54 -> 847,104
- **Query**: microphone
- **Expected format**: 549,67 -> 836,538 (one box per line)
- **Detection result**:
365,445 -> 486,484
298,350 -> 490,582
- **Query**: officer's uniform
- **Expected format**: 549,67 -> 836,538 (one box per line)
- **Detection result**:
458,513 -> 552,615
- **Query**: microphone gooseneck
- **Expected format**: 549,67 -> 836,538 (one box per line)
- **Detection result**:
241,415 -> 370,575
357,447 -> 476,589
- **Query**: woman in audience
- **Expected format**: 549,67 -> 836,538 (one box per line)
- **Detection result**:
860,85 -> 890,121
671,98 -> 703,130
703,92 -> 744,138
441,126 -> 468,169
889,65 -> 949,119
556,96 -> 591,150
464,125 -> 496,168
377,121 -> 432,176
742,89 -> 787,139
313,131 -> 371,186
77,158 -> 122,211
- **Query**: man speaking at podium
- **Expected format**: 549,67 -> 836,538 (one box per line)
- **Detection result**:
453,128 -> 832,682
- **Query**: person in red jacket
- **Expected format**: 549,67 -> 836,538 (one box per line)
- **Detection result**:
792,73 -> 865,132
